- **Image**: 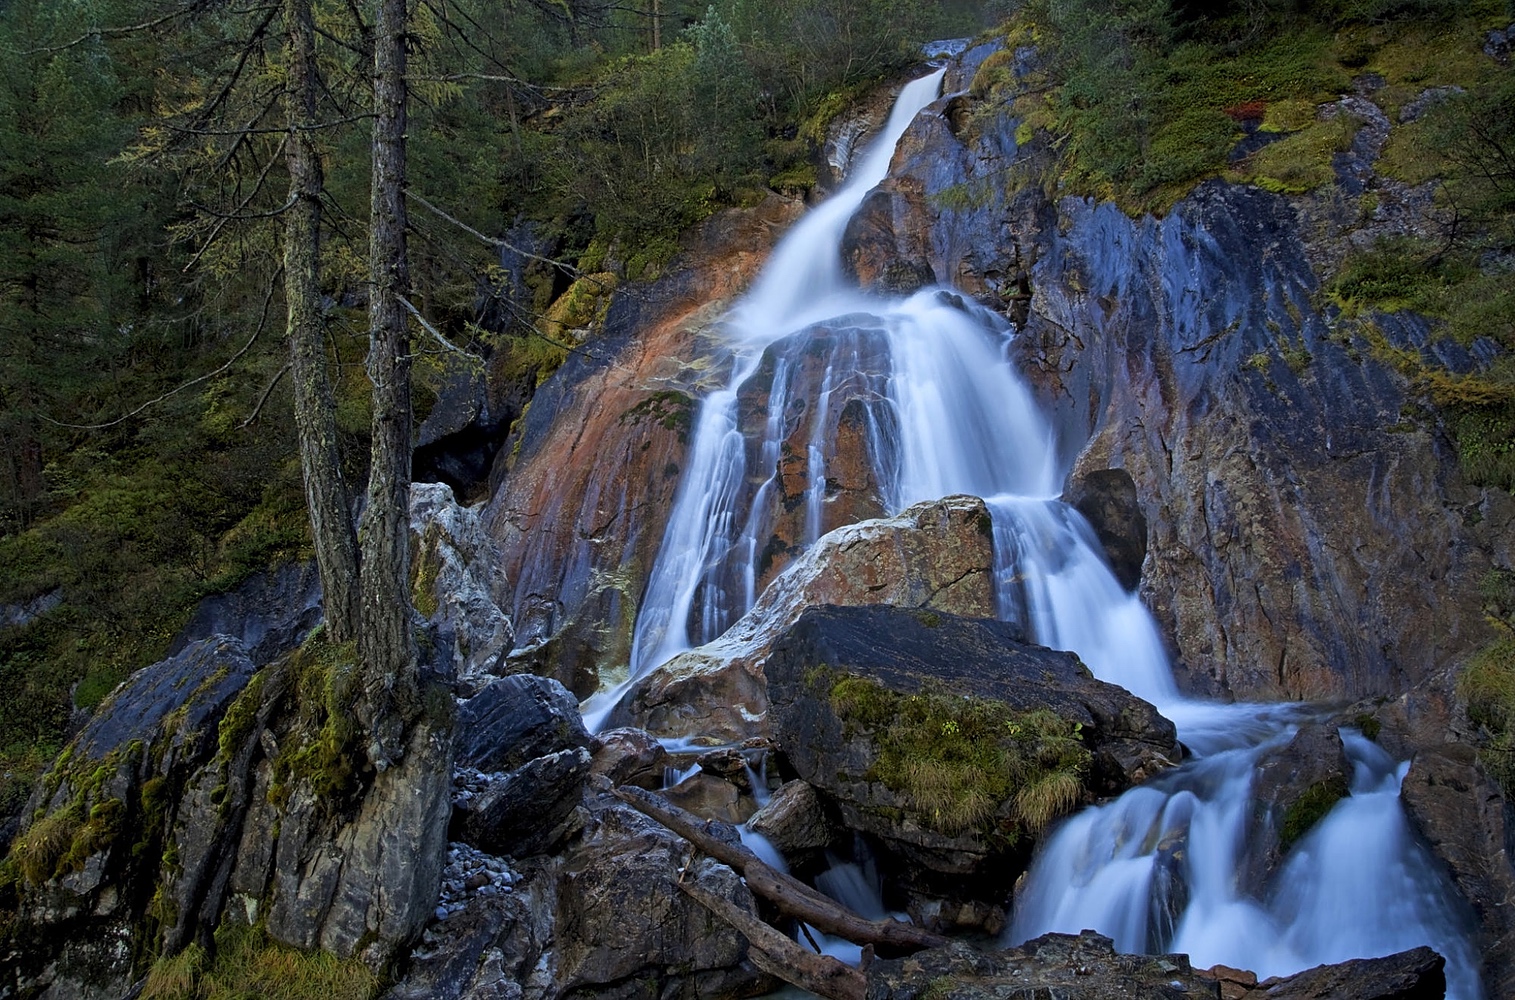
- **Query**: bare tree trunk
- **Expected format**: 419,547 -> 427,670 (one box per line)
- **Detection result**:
678,881 -> 867,1000
283,0 -> 360,644
359,0 -> 418,765
614,786 -> 948,952
652,0 -> 661,50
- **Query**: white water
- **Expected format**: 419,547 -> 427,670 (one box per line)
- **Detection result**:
618,68 -> 1483,993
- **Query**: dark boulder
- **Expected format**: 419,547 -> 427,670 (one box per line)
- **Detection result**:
456,674 -> 592,773
451,748 -> 593,858
864,933 -> 1219,1000
588,727 -> 668,790
1244,946 -> 1446,1000
765,605 -> 1179,890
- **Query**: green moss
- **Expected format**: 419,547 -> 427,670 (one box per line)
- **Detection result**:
829,675 -> 1090,839
1279,776 -> 1350,852
409,524 -> 445,619
1236,112 -> 1360,194
1352,713 -> 1383,741
266,633 -> 367,813
619,390 -> 695,444
1460,637 -> 1515,795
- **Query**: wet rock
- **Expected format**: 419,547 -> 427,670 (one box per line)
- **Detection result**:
588,727 -> 667,790
1242,946 -> 1445,1000
456,674 -> 592,773
864,932 -> 1218,1000
1399,742 -> 1515,998
607,495 -> 999,741
765,605 -> 1178,888
486,195 -> 803,697
659,771 -> 754,825
746,780 -> 836,858
1065,467 -> 1148,591
411,482 -> 515,689
1244,724 -> 1351,892
451,749 -> 592,858
842,187 -> 938,293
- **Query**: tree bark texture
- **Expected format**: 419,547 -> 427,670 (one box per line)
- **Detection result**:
283,0 -> 360,644
359,0 -> 418,762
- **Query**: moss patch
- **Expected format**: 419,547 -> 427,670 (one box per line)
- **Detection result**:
1279,776 -> 1350,853
829,675 -> 1090,840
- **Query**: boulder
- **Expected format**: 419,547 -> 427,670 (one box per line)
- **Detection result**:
765,605 -> 1178,888
1398,742 -> 1515,997
866,933 -> 1446,1000
552,791 -> 772,1000
166,561 -> 322,667
1242,946 -> 1446,1000
456,674 -> 592,773
746,780 -> 837,858
1243,724 -> 1352,892
451,748 -> 593,858
607,495 -> 999,741
588,727 -> 668,790
1064,467 -> 1148,592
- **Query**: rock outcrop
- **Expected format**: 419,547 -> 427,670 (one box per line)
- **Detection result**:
863,932 -> 1447,1000
606,494 -> 998,741
411,482 -> 516,692
3,632 -> 455,998
764,604 -> 1178,896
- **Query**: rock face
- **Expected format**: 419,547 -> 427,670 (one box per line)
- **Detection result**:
1398,742 -> 1515,998
3,634 -> 455,998
411,482 -> 516,692
764,604 -> 1178,893
606,495 -> 999,741
3,637 -> 259,999
851,44 -> 1512,706
485,195 -> 804,699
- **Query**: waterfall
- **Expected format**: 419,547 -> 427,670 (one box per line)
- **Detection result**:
619,66 -> 1483,995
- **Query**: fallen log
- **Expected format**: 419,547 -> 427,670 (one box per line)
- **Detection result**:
678,880 -> 866,1000
614,784 -> 947,952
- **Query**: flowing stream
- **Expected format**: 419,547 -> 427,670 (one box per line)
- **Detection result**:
617,67 -> 1483,996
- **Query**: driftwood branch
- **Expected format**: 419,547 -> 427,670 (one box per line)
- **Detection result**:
678,880 -> 866,1000
614,785 -> 947,953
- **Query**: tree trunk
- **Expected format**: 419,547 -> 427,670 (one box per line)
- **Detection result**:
359,0 -> 418,765
283,0 -> 360,644
614,786 -> 948,952
678,881 -> 867,1000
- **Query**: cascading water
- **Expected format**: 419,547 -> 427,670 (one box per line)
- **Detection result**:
615,66 -> 1483,995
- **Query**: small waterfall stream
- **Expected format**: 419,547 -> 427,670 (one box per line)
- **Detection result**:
615,67 -> 1483,995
